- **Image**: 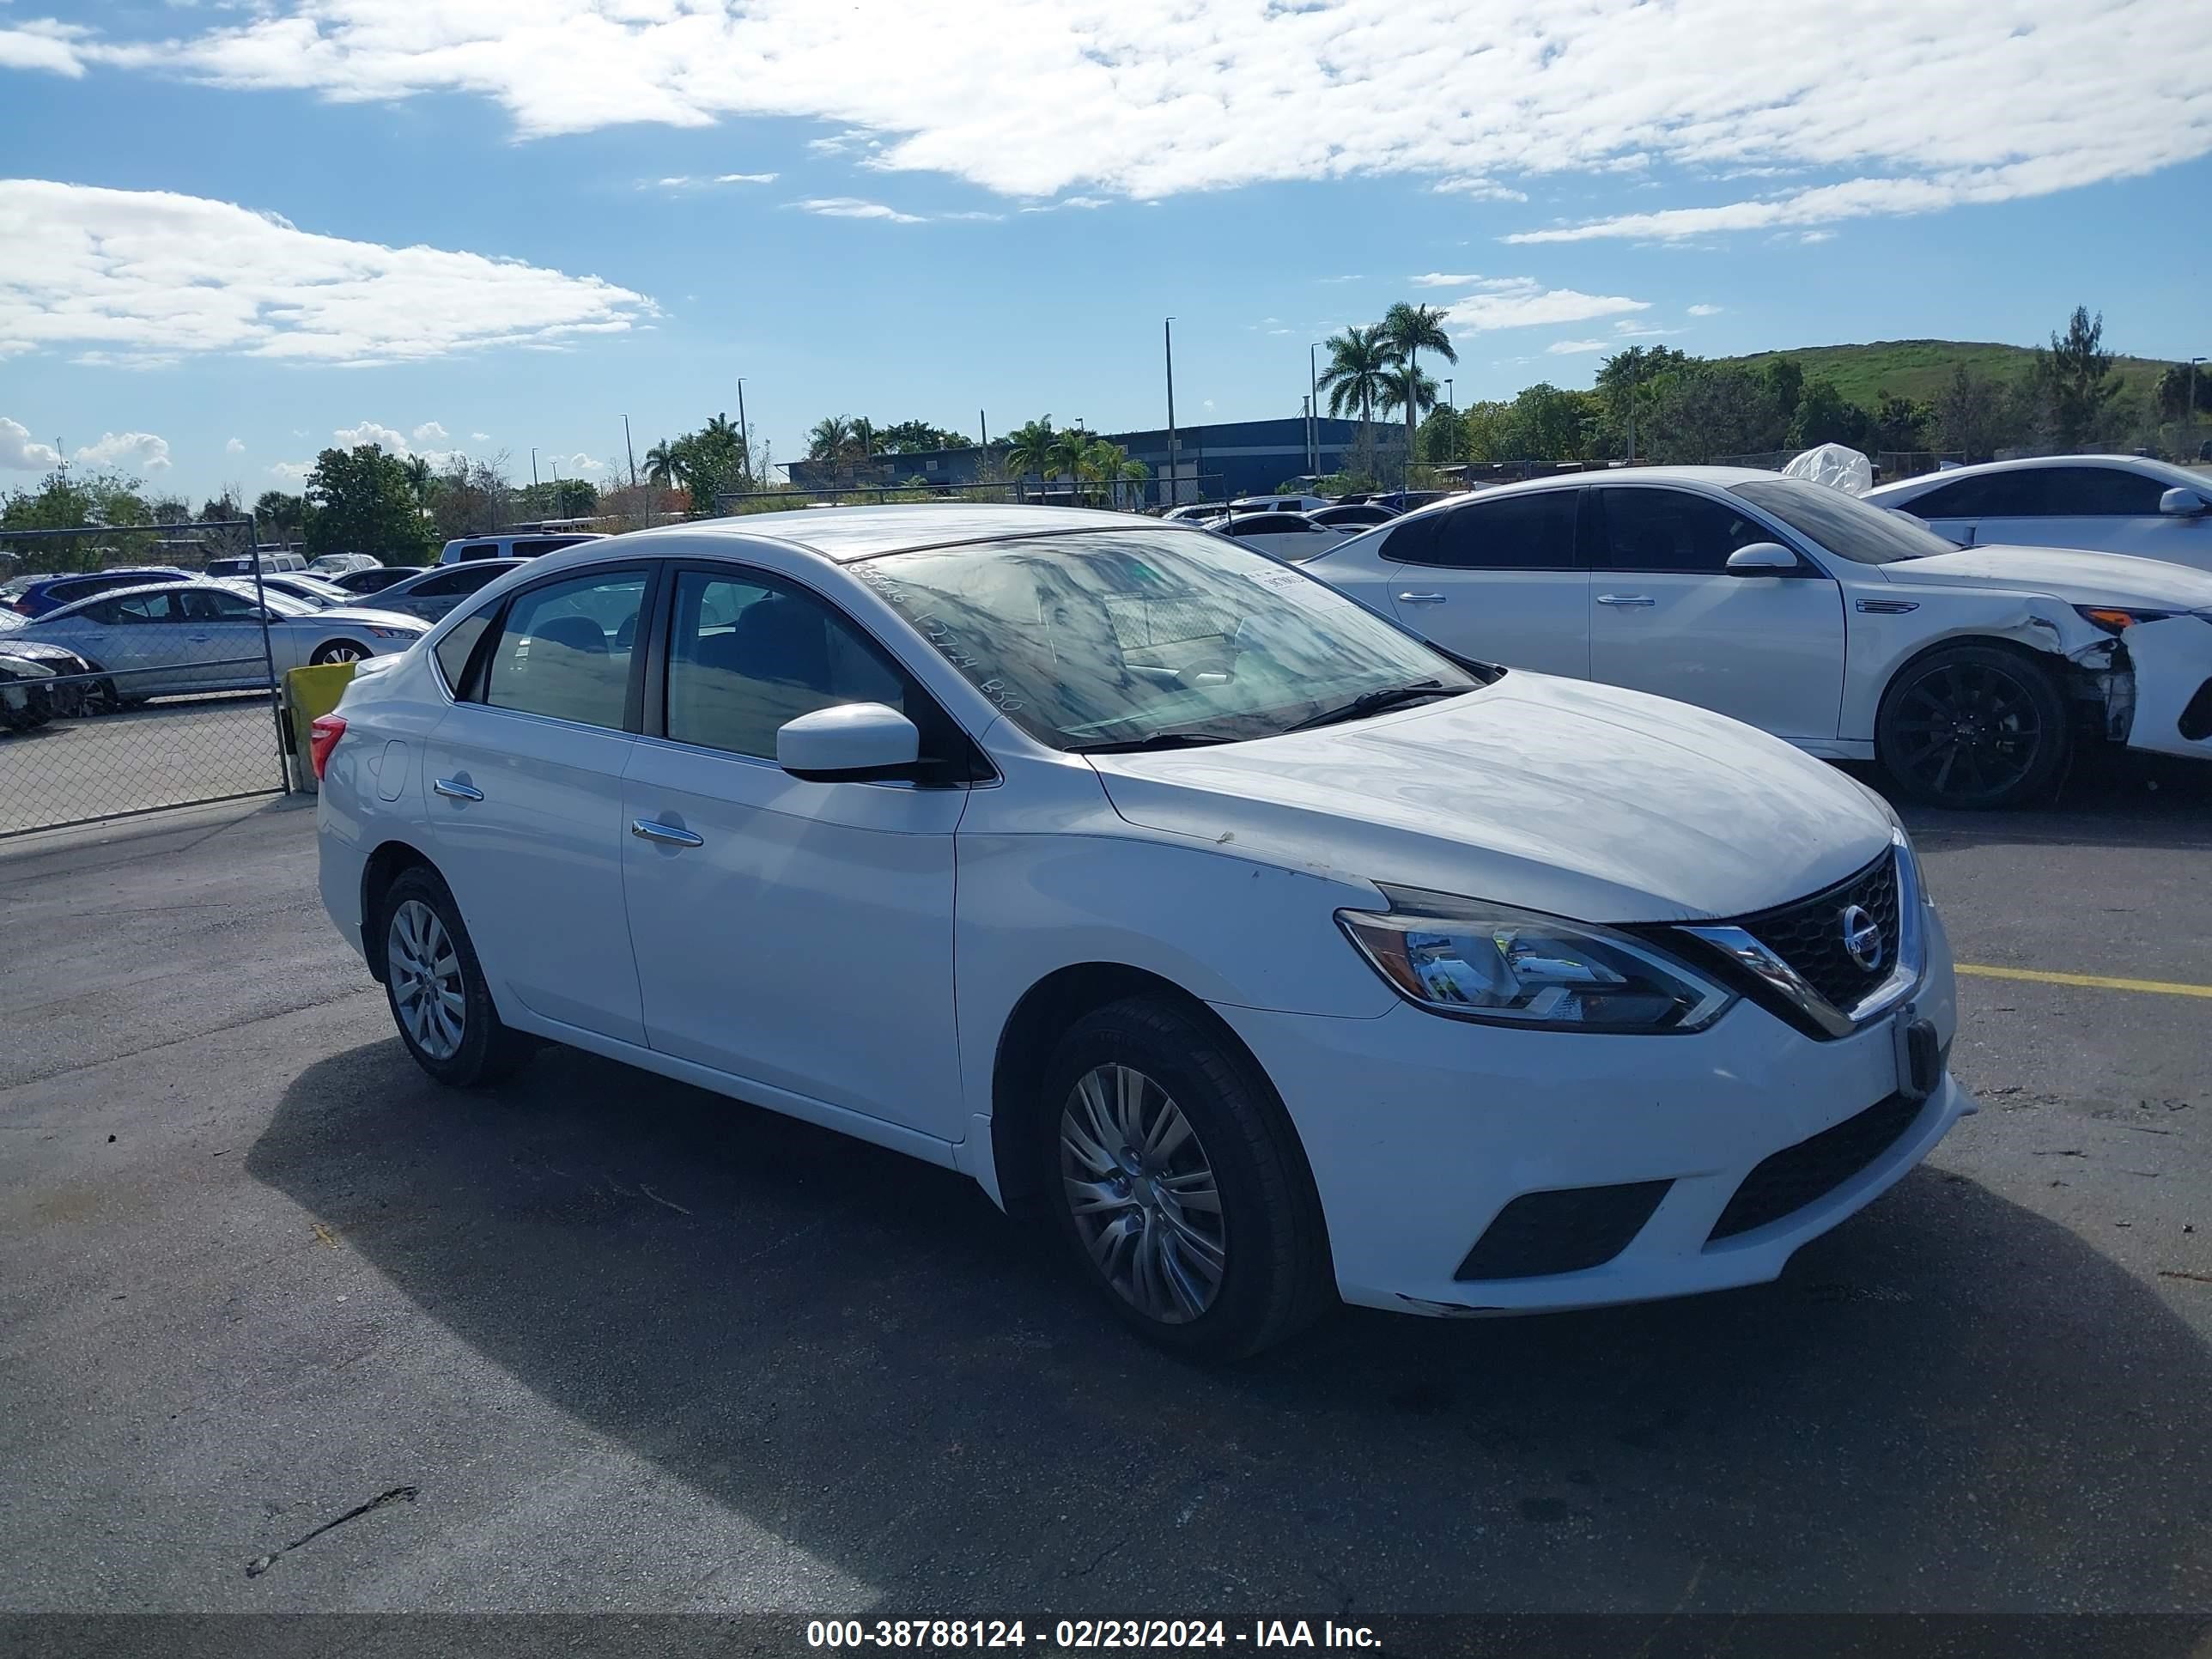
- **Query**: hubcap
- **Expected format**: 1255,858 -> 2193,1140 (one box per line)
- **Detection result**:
1059,1063 -> 1226,1324
1891,662 -> 2042,802
322,645 -> 363,663
387,898 -> 465,1060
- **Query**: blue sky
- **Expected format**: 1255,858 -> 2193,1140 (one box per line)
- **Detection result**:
3,0 -> 2208,501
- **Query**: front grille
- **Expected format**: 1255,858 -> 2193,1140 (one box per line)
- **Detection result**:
1706,1091 -> 1926,1243
1455,1180 -> 1671,1280
1735,849 -> 1899,1015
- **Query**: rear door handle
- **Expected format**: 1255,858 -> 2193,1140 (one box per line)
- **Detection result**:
1595,593 -> 1656,607
432,777 -> 484,802
630,818 -> 703,848
1396,592 -> 1447,605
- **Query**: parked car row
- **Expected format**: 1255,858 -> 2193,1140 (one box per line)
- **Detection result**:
318,505 -> 1977,1359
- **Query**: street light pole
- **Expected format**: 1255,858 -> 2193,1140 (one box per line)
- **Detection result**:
1309,343 -> 1321,474
1164,319 -> 1179,508
622,415 -> 637,488
2191,357 -> 2206,436
735,378 -> 750,488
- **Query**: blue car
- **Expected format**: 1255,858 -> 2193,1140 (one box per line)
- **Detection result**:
4,567 -> 197,619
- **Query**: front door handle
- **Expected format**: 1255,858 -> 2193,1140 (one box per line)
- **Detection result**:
433,777 -> 484,802
630,817 -> 703,848
1595,593 -> 1656,607
1396,592 -> 1447,605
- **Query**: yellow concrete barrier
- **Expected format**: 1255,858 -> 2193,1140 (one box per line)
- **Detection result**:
282,663 -> 357,792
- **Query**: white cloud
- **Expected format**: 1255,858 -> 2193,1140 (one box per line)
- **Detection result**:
72,430 -> 172,471
225,435 -> 246,453
1409,272 -> 1482,288
471,430 -> 491,441
411,420 -> 449,443
334,419 -> 410,452
0,416 -> 61,471
790,196 -> 925,223
1545,339 -> 1606,355
1441,277 -> 1648,332
714,172 -> 776,185
1433,178 -> 1527,202
1686,303 -> 1723,316
653,171 -> 777,190
32,0 -> 2204,239
0,179 -> 654,367
0,20 -> 89,77
1797,228 -> 1837,244
268,459 -> 311,480
550,452 -> 604,473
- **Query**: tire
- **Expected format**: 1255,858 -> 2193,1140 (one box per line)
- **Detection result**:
312,639 -> 370,666
1875,642 -> 2069,810
1038,996 -> 1334,1358
378,866 -> 536,1087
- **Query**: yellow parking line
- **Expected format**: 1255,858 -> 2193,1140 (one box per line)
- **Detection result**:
1956,963 -> 2212,1000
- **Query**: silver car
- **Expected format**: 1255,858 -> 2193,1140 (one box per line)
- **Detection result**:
25,580 -> 428,701
1864,455 -> 2212,572
365,559 -> 527,622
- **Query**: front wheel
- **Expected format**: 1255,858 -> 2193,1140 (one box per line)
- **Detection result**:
1875,643 -> 2069,810
1039,997 -> 1334,1358
380,866 -> 535,1087
311,639 -> 369,666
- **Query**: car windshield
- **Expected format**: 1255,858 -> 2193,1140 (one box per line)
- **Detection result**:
210,580 -> 316,617
1730,478 -> 1957,565
860,529 -> 1480,750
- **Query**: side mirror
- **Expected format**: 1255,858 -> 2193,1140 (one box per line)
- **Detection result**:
1725,542 -> 1800,575
777,702 -> 921,781
2159,486 -> 2209,518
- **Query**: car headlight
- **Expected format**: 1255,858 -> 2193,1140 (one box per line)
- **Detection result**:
2075,605 -> 2177,635
365,625 -> 415,640
1337,886 -> 1735,1033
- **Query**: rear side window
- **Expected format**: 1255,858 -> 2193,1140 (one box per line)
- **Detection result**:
454,543 -> 500,562
1385,491 -> 1578,569
109,592 -> 182,623
1908,471 -> 2045,518
481,571 -> 648,730
416,565 -> 507,598
434,610 -> 495,694
1601,488 -> 1767,574
1224,515 -> 1305,537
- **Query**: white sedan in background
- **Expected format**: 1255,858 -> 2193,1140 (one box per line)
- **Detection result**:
25,580 -> 428,699
317,507 -> 1970,1357
1304,468 -> 2212,809
1206,511 -> 1353,563
1864,455 -> 2212,571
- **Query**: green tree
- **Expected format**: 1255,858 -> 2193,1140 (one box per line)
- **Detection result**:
255,490 -> 307,536
1789,377 -> 1875,451
1644,364 -> 1784,463
1002,416 -> 1057,482
877,419 -> 969,453
643,438 -> 684,489
1930,365 -> 2011,461
2154,362 -> 2212,424
1045,425 -> 1095,494
1416,404 -> 1466,465
1871,391 -> 1931,453
1499,383 -> 1594,462
1378,364 -> 1440,441
402,454 -> 433,508
302,445 -> 430,561
1380,301 -> 1457,463
1460,400 -> 1513,464
1761,357 -> 1806,430
1316,324 -> 1399,427
2033,306 -> 2123,449
1593,345 -> 1694,458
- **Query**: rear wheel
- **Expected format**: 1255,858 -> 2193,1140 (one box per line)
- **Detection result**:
1876,643 -> 2069,810
380,866 -> 535,1087
311,639 -> 369,666
1039,996 -> 1333,1358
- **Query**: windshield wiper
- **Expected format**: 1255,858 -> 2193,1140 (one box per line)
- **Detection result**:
1070,730 -> 1241,755
1283,680 -> 1458,733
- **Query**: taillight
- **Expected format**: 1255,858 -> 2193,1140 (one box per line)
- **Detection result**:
309,714 -> 347,781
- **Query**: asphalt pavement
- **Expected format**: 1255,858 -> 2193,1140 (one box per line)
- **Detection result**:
1,772 -> 2208,1619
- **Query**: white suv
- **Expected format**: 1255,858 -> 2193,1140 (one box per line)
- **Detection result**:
438,532 -> 607,565
315,505 -> 1967,1357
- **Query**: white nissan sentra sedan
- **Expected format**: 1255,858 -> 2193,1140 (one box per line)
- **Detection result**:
314,505 -> 1970,1357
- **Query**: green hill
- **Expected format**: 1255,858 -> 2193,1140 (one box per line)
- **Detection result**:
1715,338 -> 2174,410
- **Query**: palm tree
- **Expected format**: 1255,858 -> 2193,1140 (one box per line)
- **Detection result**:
806,416 -> 854,463
643,438 -> 681,487
1382,302 -> 1458,465
1002,416 -> 1056,485
1045,424 -> 1094,495
1378,365 -> 1440,444
1316,324 -> 1400,427
1082,438 -> 1148,508
402,454 -> 432,507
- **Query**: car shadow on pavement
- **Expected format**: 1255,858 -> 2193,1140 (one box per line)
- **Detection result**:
253,1039 -> 2212,1617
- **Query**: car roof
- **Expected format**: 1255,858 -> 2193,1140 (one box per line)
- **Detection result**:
611,503 -> 1199,564
394,557 -> 528,581
1866,453 -> 2197,496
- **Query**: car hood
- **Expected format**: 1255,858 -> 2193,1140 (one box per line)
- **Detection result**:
1881,546 -> 2212,611
1087,672 -> 1893,924
0,638 -> 87,665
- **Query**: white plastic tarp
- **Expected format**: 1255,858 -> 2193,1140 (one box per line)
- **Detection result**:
1781,443 -> 1874,495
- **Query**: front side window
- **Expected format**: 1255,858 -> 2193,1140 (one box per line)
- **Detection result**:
181,588 -> 266,622
434,610 -> 495,693
1601,489 -> 1770,574
111,592 -> 183,623
481,571 -> 647,730
664,570 -> 910,759
860,530 -> 1477,751
2039,466 -> 2168,516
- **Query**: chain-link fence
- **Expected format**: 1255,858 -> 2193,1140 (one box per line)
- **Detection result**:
711,475 -> 1231,517
0,520 -> 290,836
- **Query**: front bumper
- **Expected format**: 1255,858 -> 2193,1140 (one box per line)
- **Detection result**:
2118,614 -> 2212,762
1211,927 -> 1969,1316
